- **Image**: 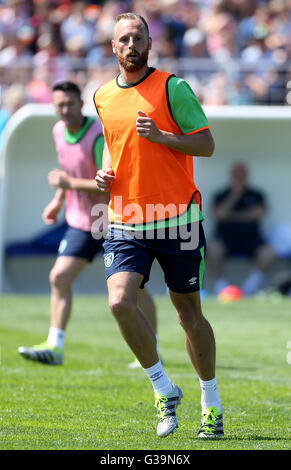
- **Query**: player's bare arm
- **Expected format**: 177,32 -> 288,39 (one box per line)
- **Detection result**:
136,110 -> 214,157
42,188 -> 65,225
95,140 -> 116,192
48,168 -> 103,193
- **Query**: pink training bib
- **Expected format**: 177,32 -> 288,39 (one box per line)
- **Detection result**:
53,119 -> 108,233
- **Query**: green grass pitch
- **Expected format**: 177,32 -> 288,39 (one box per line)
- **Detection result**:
1,294 -> 291,450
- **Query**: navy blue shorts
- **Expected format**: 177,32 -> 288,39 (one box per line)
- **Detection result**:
58,225 -> 104,262
103,222 -> 206,293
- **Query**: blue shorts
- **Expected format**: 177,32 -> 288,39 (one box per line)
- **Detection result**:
103,222 -> 206,293
58,225 -> 104,262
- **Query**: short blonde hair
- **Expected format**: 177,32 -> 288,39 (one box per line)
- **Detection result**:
115,13 -> 149,38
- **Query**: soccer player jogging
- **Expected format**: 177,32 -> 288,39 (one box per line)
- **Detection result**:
18,81 -> 159,367
94,13 -> 224,438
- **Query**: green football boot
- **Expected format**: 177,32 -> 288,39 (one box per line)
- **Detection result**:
198,406 -> 224,438
18,341 -> 63,365
155,384 -> 183,437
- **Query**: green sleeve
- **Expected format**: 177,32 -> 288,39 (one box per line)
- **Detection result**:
93,133 -> 104,170
167,77 -> 209,134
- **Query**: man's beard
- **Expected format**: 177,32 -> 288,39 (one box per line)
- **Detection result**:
116,46 -> 149,72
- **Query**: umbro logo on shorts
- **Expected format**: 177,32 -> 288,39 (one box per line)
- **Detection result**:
189,276 -> 197,285
104,252 -> 114,268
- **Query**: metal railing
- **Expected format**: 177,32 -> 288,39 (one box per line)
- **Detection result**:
1,56 -> 291,106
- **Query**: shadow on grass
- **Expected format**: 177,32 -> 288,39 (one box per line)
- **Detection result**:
164,362 -> 259,371
216,365 -> 258,371
193,436 -> 291,441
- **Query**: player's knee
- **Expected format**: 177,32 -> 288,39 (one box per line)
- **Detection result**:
49,267 -> 71,290
109,293 -> 135,320
177,305 -> 202,331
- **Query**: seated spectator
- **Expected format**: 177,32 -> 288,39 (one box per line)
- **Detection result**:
206,162 -> 276,295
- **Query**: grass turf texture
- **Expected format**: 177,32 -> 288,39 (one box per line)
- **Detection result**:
1,294 -> 291,450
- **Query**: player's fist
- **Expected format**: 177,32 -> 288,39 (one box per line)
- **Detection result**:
95,167 -> 115,192
48,169 -> 71,189
136,110 -> 161,143
42,199 -> 63,225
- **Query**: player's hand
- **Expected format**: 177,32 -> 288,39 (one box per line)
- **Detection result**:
42,200 -> 62,225
95,167 -> 115,192
48,169 -> 71,189
136,110 -> 161,143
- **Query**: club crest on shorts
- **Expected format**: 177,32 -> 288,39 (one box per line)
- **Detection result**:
58,239 -> 67,254
104,252 -> 114,267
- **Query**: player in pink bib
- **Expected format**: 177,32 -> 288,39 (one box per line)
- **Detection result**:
18,81 -> 159,366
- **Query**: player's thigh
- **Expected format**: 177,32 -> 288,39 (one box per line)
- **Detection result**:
107,271 -> 144,310
156,249 -> 205,294
50,256 -> 88,286
103,234 -> 155,289
137,287 -> 155,311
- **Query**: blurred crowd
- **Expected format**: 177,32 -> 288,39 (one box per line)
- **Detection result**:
1,0 -> 291,122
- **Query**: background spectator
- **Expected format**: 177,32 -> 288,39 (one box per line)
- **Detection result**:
0,0 -> 290,108
206,162 -> 276,296
0,82 -> 26,149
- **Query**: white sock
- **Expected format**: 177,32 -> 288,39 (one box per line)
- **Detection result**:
144,360 -> 173,397
242,269 -> 264,295
199,377 -> 221,412
47,327 -> 65,350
